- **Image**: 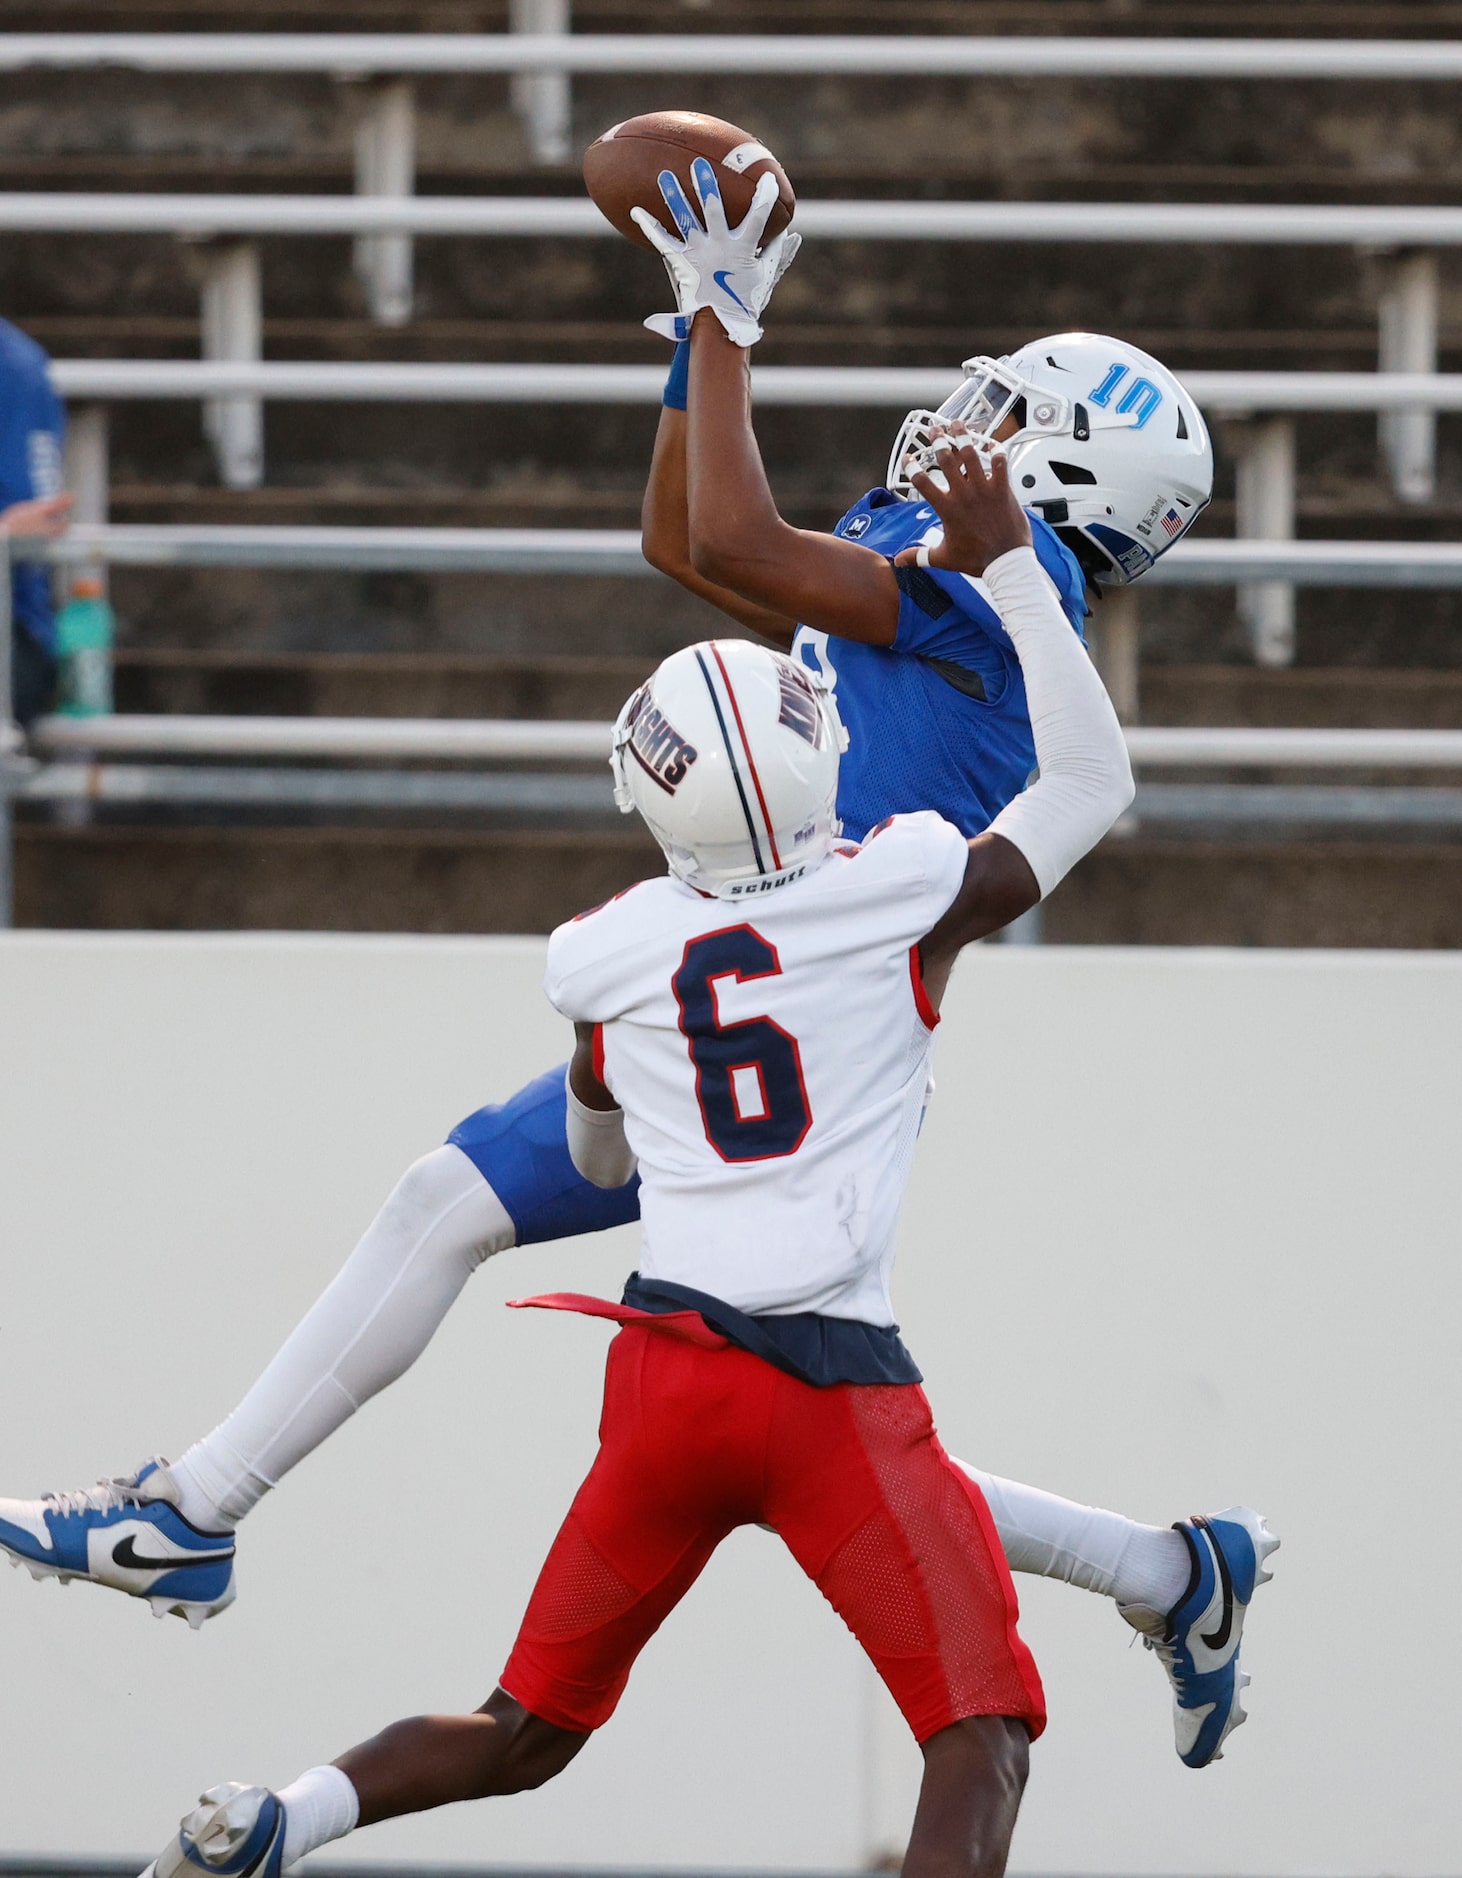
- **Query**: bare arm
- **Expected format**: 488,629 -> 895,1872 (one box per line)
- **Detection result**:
569,1022 -> 616,1109
0,493 -> 73,538
642,402 -> 800,651
684,312 -> 902,646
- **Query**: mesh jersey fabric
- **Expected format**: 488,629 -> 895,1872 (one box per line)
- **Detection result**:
792,486 -> 1088,841
500,1322 -> 1045,1743
545,812 -> 970,1324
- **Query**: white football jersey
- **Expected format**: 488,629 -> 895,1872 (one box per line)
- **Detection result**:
544,810 -> 970,1325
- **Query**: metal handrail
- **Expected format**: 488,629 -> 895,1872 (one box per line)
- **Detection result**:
43,361 -> 1462,415
27,714 -> 1462,771
18,529 -> 1462,587
3,33 -> 1461,80
8,195 -> 1462,245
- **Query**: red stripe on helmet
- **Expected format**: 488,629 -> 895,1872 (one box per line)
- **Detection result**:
709,642 -> 783,873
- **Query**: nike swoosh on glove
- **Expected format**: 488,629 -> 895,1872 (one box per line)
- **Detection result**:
632,158 -> 801,348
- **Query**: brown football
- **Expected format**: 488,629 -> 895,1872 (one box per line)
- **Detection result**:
583,111 -> 795,249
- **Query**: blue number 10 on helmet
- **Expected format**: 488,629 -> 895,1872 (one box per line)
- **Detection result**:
888,331 -> 1214,586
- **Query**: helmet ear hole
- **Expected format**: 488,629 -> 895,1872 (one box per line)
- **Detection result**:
1048,460 -> 1098,486
1054,524 -> 1115,586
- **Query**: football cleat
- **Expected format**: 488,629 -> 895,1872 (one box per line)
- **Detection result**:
143,1784 -> 287,1878
0,1457 -> 235,1629
1120,1505 -> 1279,1769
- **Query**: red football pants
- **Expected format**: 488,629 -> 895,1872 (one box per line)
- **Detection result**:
500,1310 -> 1045,1744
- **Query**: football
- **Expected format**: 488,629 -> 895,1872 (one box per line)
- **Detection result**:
583,111 -> 796,249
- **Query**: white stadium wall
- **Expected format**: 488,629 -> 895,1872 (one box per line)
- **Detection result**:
0,933 -> 1458,1875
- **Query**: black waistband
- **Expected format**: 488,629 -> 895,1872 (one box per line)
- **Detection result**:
621,1273 -> 922,1389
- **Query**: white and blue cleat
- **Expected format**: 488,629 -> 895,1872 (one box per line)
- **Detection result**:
140,1784 -> 288,1878
1121,1505 -> 1279,1768
0,1458 -> 235,1629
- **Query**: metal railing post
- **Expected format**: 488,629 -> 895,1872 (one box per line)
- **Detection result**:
0,535 -> 15,928
198,240 -> 264,488
352,76 -> 416,326
1378,249 -> 1439,503
511,0 -> 572,164
63,403 -> 110,531
1231,417 -> 1297,666
1089,584 -> 1140,722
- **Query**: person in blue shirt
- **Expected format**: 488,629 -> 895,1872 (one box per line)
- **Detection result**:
0,174 -> 1271,1781
0,317 -> 71,726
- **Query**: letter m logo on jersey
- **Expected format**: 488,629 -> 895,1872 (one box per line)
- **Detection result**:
1088,363 -> 1163,430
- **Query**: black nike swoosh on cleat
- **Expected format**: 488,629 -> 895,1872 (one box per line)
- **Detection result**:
110,1535 -> 234,1573
1196,1517 -> 1235,1652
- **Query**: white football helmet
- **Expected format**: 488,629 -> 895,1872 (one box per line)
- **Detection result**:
888,331 -> 1213,585
611,639 -> 843,899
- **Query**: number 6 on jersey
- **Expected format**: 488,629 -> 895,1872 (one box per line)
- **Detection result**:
673,926 -> 812,1162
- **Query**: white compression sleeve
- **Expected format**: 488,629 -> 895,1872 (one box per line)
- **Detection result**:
954,1460 -> 1191,1611
565,1073 -> 638,1189
169,1146 -> 513,1530
982,546 -> 1135,898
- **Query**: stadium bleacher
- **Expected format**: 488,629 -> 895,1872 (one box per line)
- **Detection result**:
1,0 -> 1459,944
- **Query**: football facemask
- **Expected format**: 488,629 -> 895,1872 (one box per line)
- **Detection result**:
888,357 -> 1072,491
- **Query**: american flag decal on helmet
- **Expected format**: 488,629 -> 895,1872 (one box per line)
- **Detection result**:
1160,506 -> 1184,539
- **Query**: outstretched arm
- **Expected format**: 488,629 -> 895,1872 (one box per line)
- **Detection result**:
684,311 -> 902,644
642,398 -> 800,650
630,162 -> 899,647
913,434 -> 1135,984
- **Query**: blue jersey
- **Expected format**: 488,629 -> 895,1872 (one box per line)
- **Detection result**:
0,318 -> 65,653
792,486 -> 1088,842
453,486 -> 1090,1257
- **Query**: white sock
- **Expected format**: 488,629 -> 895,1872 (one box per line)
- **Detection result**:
1110,1521 -> 1194,1614
278,1765 -> 359,1865
955,1462 -> 1189,1610
169,1147 -> 514,1531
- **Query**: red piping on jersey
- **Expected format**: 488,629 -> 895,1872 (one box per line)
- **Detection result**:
592,1022 -> 607,1083
710,642 -> 784,873
909,945 -> 941,1030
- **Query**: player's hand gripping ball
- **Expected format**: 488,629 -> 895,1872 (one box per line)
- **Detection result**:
583,111 -> 795,248
584,113 -> 800,347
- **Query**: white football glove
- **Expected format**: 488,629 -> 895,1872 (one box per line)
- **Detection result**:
631,158 -> 801,348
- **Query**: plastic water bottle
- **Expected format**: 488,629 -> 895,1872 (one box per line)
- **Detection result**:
54,573 -> 115,717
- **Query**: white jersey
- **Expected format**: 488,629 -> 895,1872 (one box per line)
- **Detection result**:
544,810 -> 969,1325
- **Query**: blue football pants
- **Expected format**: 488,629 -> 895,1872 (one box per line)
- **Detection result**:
448,1063 -> 642,1245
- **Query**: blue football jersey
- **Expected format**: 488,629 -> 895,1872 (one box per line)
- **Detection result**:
0,318 -> 65,653
791,486 -> 1089,842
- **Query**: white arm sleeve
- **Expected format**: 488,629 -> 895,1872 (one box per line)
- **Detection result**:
565,1072 -> 639,1189
982,546 -> 1135,898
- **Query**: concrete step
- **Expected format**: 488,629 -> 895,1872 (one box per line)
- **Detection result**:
2,226 -> 1424,340
108,652 -> 1462,726
1046,837 -> 1462,948
113,648 -> 654,718
83,508 -> 1462,670
19,2 -> 1462,27
18,2 -> 1462,29
13,820 -> 1461,947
